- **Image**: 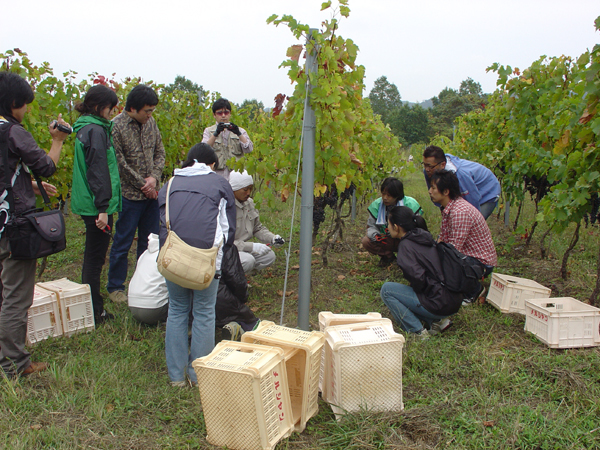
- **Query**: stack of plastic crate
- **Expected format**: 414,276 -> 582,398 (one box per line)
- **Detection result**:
191,341 -> 294,450
317,312 -> 383,393
322,318 -> 405,420
486,273 -> 551,314
524,297 -> 600,349
26,285 -> 63,345
36,278 -> 95,336
241,321 -> 325,433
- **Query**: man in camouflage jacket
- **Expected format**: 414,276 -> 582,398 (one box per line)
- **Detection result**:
107,85 -> 165,304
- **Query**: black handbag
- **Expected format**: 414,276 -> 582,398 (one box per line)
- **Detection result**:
1,121 -> 66,260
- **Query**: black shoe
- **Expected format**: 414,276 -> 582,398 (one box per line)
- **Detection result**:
95,310 -> 115,324
378,255 -> 395,267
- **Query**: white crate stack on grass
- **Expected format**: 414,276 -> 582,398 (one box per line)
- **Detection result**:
524,297 -> 600,349
317,312 -> 383,392
241,321 -> 325,433
486,273 -> 551,314
192,341 -> 294,450
322,319 -> 405,421
36,278 -> 95,336
27,285 -> 63,345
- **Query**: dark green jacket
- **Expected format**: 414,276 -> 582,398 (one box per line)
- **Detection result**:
71,115 -> 121,216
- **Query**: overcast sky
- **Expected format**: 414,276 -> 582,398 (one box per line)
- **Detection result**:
1,0 -> 598,107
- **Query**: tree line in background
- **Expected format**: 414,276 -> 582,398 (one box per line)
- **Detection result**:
367,75 -> 488,146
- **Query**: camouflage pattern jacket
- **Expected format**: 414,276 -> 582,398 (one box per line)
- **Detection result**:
112,112 -> 165,201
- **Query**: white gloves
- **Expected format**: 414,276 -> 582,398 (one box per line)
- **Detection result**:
252,243 -> 271,256
271,235 -> 285,247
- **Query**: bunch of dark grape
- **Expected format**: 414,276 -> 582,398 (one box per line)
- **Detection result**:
584,192 -> 600,227
313,197 -> 327,233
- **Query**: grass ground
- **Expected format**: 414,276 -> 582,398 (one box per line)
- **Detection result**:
1,171 -> 599,449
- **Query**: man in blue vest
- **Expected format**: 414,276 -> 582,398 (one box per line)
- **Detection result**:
422,146 -> 500,219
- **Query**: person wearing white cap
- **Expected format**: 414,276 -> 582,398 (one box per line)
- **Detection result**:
229,170 -> 284,274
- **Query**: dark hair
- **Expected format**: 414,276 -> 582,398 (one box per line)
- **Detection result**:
423,145 -> 446,163
125,85 -> 158,112
380,177 -> 404,201
212,98 -> 231,114
0,72 -> 35,118
75,85 -> 118,117
430,169 -> 461,200
388,206 -> 428,232
182,143 -> 218,168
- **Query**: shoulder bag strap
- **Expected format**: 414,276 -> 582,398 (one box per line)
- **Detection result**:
164,178 -> 173,231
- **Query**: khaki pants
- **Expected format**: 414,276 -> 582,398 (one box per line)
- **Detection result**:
0,234 -> 37,378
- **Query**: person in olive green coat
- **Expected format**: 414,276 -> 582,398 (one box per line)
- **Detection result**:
72,85 -> 121,323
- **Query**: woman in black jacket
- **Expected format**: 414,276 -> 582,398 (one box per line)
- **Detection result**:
380,206 -> 462,338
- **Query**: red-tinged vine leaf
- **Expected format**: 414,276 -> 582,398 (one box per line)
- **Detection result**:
272,93 -> 287,117
287,45 -> 303,63
280,187 -> 290,202
320,0 -> 332,10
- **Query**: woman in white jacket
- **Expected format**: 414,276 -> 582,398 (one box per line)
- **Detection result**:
158,143 -> 236,387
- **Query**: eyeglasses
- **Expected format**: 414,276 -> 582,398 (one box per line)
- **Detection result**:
215,110 -> 231,116
421,161 -> 443,170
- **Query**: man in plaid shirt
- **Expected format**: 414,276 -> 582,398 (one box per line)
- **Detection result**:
429,170 -> 497,301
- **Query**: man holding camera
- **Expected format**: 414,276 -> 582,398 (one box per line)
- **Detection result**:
229,171 -> 283,274
202,98 -> 253,180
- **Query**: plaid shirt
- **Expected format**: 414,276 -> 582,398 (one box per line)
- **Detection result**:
112,112 -> 165,200
440,197 -> 497,266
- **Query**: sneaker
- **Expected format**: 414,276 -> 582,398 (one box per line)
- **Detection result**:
95,310 -> 115,325
21,361 -> 49,376
416,329 -> 430,340
222,322 -> 244,341
462,284 -> 486,306
170,381 -> 187,388
429,318 -> 452,336
108,290 -> 127,304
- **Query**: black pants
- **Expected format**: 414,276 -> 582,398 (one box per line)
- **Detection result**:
81,215 -> 113,318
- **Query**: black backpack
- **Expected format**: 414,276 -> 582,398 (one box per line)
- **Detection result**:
435,242 -> 484,295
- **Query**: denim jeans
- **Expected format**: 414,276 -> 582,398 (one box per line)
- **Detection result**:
107,197 -> 159,293
380,282 -> 446,333
479,199 -> 498,220
81,215 -> 113,318
164,277 -> 219,383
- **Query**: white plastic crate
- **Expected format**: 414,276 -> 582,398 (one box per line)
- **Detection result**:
36,278 -> 95,336
192,341 -> 294,450
524,297 -> 600,349
241,321 -> 325,433
322,319 -> 405,420
318,311 -> 383,331
486,273 -> 551,314
318,312 -> 383,392
27,285 -> 63,345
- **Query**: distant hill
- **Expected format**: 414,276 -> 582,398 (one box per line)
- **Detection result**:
404,99 -> 433,109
